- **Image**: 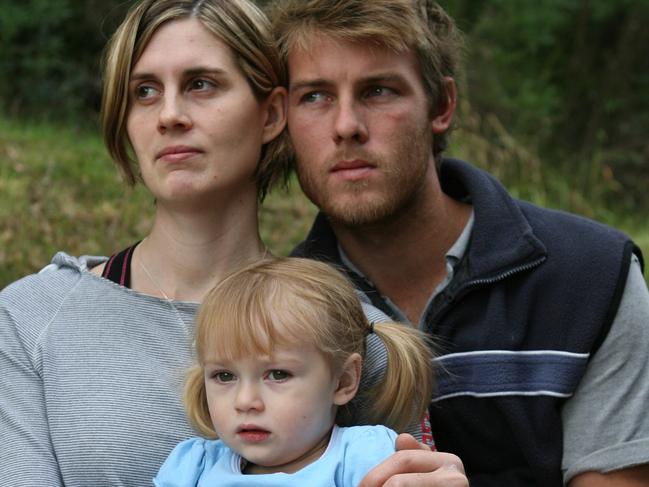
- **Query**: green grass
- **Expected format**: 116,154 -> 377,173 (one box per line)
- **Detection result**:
1,116 -> 647,289
0,117 -> 316,288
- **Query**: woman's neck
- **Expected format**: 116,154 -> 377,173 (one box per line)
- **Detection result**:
132,195 -> 265,303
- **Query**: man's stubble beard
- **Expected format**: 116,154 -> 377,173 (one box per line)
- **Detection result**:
296,128 -> 433,229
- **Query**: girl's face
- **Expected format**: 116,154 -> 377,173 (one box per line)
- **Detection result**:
126,18 -> 285,209
203,344 -> 350,474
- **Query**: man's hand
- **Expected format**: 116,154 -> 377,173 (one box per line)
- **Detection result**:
358,433 -> 468,487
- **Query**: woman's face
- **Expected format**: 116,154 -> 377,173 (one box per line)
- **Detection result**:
126,18 -> 283,208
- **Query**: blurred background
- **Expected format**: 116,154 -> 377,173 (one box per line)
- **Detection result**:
1,0 -> 648,287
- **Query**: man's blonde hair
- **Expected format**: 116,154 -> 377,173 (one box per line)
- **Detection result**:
270,0 -> 462,159
185,257 -> 434,437
101,0 -> 290,200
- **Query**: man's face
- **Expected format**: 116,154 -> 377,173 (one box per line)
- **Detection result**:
287,35 -> 437,226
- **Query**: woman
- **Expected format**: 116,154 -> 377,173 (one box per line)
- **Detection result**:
0,1 -> 466,486
1,2 -> 288,485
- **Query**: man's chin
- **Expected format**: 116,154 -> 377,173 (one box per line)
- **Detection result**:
325,200 -> 395,228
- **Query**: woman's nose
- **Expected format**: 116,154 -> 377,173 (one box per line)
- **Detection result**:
157,93 -> 192,133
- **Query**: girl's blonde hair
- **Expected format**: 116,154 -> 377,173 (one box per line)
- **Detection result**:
185,257 -> 434,438
101,0 -> 290,200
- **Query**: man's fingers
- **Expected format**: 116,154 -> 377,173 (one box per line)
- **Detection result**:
358,450 -> 466,487
382,468 -> 469,487
395,433 -> 431,452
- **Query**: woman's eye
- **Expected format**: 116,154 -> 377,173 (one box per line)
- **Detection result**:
267,370 -> 291,381
189,78 -> 215,92
135,85 -> 158,100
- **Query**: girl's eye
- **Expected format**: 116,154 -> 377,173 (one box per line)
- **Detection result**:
213,371 -> 235,383
267,370 -> 291,381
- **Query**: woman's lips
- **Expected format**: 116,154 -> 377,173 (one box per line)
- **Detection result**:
156,146 -> 203,162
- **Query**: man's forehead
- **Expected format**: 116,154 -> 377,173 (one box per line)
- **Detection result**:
287,34 -> 418,84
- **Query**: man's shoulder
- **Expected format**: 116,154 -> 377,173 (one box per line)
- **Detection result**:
516,200 -> 640,268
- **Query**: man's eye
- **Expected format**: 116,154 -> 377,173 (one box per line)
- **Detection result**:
365,86 -> 394,98
301,91 -> 326,104
267,370 -> 291,381
213,371 -> 235,383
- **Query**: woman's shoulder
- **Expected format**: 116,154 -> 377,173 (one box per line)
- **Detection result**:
2,252 -> 106,299
1,252 -> 108,330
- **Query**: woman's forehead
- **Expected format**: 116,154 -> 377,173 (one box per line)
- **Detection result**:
133,18 -> 236,77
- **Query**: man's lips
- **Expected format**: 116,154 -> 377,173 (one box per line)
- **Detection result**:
155,145 -> 203,162
236,425 -> 271,443
330,159 -> 375,181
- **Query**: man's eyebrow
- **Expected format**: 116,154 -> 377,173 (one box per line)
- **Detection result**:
362,73 -> 408,85
289,78 -> 332,91
129,66 -> 227,82
289,73 -> 408,91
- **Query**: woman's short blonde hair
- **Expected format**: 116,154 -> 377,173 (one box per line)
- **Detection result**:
101,0 -> 290,200
185,257 -> 434,438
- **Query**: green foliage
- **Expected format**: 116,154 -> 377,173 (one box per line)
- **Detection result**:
443,0 -> 649,208
0,0 -> 129,119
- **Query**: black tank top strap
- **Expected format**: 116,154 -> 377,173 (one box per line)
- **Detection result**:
102,241 -> 141,288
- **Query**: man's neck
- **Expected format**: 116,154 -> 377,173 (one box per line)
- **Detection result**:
332,192 -> 472,324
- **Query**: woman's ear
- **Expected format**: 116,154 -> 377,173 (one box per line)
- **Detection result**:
261,86 -> 287,144
333,353 -> 362,406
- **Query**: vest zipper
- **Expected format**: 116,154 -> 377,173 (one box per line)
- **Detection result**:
426,256 -> 547,332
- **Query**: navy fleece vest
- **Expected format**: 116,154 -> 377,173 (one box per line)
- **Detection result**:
293,158 -> 643,486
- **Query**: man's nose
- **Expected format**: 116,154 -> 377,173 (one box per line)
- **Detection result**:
333,96 -> 368,144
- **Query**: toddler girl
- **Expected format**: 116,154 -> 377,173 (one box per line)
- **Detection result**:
154,257 -> 434,486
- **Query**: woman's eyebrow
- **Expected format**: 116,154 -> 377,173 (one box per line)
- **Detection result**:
129,66 -> 228,81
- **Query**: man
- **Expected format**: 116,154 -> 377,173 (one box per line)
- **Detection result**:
270,0 -> 649,485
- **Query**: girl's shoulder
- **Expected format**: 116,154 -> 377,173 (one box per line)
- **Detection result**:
154,438 -> 232,487
337,424 -> 398,447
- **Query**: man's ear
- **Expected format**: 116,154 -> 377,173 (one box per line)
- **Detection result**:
431,76 -> 456,134
261,86 -> 288,144
333,353 -> 362,406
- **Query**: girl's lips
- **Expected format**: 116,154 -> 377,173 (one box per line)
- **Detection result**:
237,429 -> 271,443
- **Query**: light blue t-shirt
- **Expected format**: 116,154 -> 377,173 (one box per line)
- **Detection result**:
154,425 -> 397,487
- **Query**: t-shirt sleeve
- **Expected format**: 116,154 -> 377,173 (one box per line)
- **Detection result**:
0,279 -> 64,487
154,438 -> 211,487
561,255 -> 649,483
340,425 -> 398,486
